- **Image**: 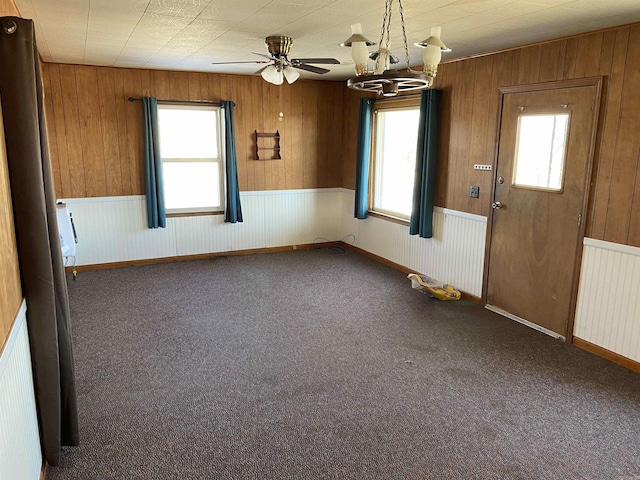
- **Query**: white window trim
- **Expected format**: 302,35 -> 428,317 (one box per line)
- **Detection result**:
158,103 -> 227,215
370,102 -> 421,221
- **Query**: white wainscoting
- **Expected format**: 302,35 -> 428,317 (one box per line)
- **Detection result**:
339,190 -> 487,298
60,189 -> 342,266
61,189 -> 487,297
59,188 -> 640,364
574,238 -> 640,363
0,301 -> 42,480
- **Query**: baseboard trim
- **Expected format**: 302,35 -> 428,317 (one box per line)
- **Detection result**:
65,243 -> 337,273
573,337 -> 640,374
64,241 -> 481,302
341,243 -> 481,302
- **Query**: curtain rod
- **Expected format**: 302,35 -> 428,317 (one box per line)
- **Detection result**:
128,97 -> 222,106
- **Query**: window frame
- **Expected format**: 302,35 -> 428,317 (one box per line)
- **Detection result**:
157,103 -> 226,216
368,96 -> 421,223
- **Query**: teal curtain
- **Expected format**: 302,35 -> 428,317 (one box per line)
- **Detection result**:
354,98 -> 375,219
222,101 -> 243,223
409,89 -> 441,238
142,97 -> 166,228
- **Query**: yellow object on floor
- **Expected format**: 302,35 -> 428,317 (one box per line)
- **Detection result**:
407,273 -> 461,301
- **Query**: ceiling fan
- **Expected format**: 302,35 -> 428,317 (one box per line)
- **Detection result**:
212,35 -> 340,85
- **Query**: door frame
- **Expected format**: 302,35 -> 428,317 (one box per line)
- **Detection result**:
482,77 -> 603,343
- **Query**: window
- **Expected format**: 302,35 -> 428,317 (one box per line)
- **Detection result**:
513,113 -> 570,192
157,104 -> 225,214
370,102 -> 421,219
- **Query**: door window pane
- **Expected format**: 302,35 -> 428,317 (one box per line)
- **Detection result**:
513,113 -> 569,191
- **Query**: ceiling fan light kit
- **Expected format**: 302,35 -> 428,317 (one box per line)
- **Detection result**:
261,64 -> 284,85
283,67 -> 300,84
341,0 -> 451,97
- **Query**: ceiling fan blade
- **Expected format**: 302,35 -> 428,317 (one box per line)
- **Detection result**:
291,58 -> 340,65
293,63 -> 330,75
252,52 -> 275,60
255,65 -> 269,75
211,60 -> 271,65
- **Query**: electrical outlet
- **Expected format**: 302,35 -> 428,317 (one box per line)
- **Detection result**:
470,185 -> 480,198
474,164 -> 492,171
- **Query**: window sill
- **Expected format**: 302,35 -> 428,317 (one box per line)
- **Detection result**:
166,211 -> 224,218
367,210 -> 410,226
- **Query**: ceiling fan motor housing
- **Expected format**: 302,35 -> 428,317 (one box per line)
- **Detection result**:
265,36 -> 293,58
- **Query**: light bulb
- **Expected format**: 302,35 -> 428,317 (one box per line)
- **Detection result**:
422,45 -> 441,77
374,45 -> 391,74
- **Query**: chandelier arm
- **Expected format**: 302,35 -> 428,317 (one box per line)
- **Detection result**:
346,71 -> 433,93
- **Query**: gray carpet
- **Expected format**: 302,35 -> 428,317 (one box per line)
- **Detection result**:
48,249 -> 640,479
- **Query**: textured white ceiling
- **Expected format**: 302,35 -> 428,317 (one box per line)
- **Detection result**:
14,0 -> 640,80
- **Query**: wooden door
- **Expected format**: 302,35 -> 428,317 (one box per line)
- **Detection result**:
486,83 -> 599,338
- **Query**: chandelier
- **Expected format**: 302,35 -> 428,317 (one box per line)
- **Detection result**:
340,0 -> 450,97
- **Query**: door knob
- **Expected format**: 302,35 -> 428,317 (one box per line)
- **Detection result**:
492,201 -> 503,209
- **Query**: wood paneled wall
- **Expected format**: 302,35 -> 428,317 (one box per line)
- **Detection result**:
0,0 -> 19,16
341,23 -> 640,248
0,97 -> 23,354
0,0 -> 23,353
340,88 -> 371,194
42,64 -> 346,198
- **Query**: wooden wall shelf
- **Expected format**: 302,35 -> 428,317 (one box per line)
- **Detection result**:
254,130 -> 281,160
